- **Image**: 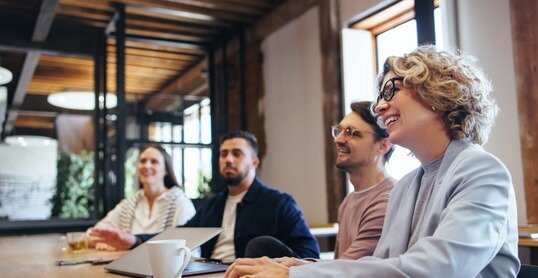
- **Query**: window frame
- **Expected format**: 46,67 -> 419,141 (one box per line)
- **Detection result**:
339,0 -> 440,194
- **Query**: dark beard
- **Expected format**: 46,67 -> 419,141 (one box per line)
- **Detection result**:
335,160 -> 353,173
220,174 -> 244,186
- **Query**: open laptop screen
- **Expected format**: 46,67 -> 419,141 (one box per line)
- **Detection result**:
105,227 -> 226,277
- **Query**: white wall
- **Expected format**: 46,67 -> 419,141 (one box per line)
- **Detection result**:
259,7 -> 328,226
259,0 -> 525,226
340,0 -> 393,27
454,0 -> 526,224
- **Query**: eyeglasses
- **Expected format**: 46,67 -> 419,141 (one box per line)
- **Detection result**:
331,125 -> 375,139
370,77 -> 404,114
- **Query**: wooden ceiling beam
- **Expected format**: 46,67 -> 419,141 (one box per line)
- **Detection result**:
0,37 -> 94,57
130,57 -> 208,111
126,16 -> 219,36
110,34 -> 207,50
105,67 -> 177,76
127,7 -> 230,28
38,55 -> 93,65
57,6 -> 112,22
159,58 -> 207,95
107,47 -> 202,61
0,0 -> 284,134
5,0 -> 60,134
58,0 -> 114,12
120,40 -> 205,55
248,0 -> 318,42
32,0 -> 60,42
160,0 -> 267,16
125,28 -> 208,44
0,23 -> 98,57
15,117 -> 55,129
203,0 -> 273,10
121,0 -> 258,24
107,57 -> 191,70
4,52 -> 40,131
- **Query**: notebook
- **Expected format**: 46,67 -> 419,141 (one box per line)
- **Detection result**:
105,227 -> 228,277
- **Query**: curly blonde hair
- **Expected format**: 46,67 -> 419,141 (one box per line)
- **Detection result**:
377,45 -> 498,145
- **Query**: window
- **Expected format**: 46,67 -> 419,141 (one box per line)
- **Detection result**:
342,0 -> 444,184
0,117 -> 98,233
146,98 -> 212,199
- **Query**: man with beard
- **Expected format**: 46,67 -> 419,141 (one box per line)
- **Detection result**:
331,101 -> 395,259
242,102 -> 395,261
90,130 -> 319,262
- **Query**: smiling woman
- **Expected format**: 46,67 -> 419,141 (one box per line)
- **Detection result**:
86,144 -> 196,251
225,45 -> 520,278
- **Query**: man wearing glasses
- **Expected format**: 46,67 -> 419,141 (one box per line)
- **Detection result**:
242,101 -> 395,260
330,101 -> 395,259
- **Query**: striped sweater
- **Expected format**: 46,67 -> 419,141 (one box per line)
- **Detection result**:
95,187 -> 196,234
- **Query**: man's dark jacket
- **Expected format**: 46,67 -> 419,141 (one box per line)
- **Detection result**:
184,177 -> 320,259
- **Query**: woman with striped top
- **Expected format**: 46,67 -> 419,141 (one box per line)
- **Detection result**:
87,144 -> 196,251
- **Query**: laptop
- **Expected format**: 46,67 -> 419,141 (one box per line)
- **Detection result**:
105,227 -> 229,277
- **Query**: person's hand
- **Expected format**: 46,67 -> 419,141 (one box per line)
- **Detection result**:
224,257 -> 289,278
94,242 -> 118,251
88,227 -> 136,250
273,257 -> 313,267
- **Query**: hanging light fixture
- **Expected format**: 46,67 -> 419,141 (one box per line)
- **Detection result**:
5,135 -> 57,147
0,86 -> 7,131
47,91 -> 117,110
0,66 -> 13,85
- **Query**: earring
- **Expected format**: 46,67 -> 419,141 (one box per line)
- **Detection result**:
431,106 -> 437,111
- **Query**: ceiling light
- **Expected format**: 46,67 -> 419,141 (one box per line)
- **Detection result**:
0,86 -> 6,103
47,91 -> 117,110
0,66 -> 13,85
5,135 -> 57,147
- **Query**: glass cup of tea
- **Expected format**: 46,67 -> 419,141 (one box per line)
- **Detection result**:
66,232 -> 86,252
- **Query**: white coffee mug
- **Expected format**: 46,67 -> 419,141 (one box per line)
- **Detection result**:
147,239 -> 192,278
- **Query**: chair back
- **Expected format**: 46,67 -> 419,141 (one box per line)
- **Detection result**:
518,264 -> 538,278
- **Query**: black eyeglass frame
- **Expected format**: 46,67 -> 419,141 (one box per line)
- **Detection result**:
371,76 -> 404,115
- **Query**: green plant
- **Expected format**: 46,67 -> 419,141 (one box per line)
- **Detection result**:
51,151 -> 94,219
124,148 -> 140,198
196,170 -> 212,198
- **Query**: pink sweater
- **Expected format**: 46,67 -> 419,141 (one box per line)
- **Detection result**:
335,178 -> 395,259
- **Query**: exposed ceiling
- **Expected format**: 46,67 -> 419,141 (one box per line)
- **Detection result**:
0,0 -> 282,138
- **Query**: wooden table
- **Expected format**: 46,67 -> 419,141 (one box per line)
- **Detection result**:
519,225 -> 538,264
0,234 -> 224,278
310,224 -> 338,254
519,225 -> 538,247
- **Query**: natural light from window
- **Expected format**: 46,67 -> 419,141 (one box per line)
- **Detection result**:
376,19 -> 418,73
375,20 -> 421,180
147,98 -> 212,199
344,7 -> 444,184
